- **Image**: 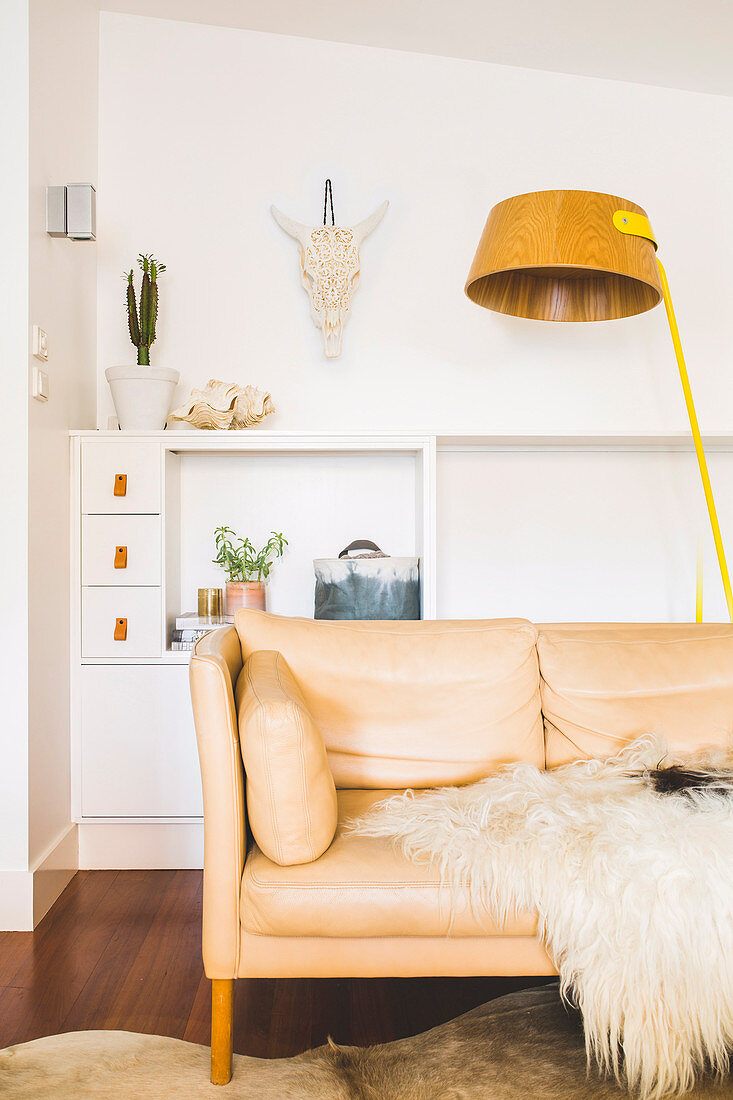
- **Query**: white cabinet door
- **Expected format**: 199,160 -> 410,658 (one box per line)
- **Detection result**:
82,587 -> 162,657
82,441 -> 161,514
80,665 -> 203,818
82,515 -> 162,586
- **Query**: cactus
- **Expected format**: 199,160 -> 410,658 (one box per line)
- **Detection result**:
124,253 -> 166,365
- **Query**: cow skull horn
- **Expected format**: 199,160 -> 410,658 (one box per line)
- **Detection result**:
271,194 -> 389,358
352,200 -> 389,245
270,205 -> 311,247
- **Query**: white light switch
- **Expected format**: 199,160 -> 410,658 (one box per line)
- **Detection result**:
32,367 -> 49,402
33,325 -> 49,361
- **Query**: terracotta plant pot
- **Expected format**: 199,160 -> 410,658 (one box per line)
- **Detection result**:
225,581 -> 266,622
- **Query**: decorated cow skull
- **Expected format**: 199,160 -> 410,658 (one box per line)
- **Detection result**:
271,200 -> 388,358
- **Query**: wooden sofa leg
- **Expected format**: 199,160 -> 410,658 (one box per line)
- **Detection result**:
211,979 -> 234,1085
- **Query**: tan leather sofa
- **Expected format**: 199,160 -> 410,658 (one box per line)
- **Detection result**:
190,611 -> 733,1083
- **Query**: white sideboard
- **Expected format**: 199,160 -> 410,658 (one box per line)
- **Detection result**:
70,430 -> 435,867
71,428 -> 733,867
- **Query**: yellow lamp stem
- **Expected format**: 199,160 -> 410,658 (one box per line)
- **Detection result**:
656,259 -> 733,623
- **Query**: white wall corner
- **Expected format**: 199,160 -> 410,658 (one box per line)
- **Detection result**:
0,827 -> 79,928
31,823 -> 79,927
0,824 -> 79,931
27,0 -> 99,890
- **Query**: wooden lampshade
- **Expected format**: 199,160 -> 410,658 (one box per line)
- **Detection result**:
465,189 -> 663,322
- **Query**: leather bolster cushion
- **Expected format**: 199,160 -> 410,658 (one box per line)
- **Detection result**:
235,650 -> 338,866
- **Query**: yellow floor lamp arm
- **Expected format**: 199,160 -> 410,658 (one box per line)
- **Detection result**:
466,195 -> 732,623
657,258 -> 733,623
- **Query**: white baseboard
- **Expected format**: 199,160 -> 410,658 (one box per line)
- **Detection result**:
0,824 -> 79,931
0,821 -> 201,925
32,824 -> 79,926
78,822 -> 203,869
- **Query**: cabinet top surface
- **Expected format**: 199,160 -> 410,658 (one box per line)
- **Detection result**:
70,429 -> 733,450
71,429 -> 432,438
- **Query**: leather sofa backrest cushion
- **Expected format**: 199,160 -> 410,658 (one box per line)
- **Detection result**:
538,623 -> 733,766
236,649 -> 338,865
236,611 -> 543,788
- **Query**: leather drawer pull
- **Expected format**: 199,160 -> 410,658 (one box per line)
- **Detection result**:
114,618 -> 128,641
114,474 -> 127,497
114,545 -> 128,569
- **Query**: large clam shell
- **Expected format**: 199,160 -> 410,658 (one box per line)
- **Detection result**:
167,379 -> 274,430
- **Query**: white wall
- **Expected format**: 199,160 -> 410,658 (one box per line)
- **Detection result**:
95,14 -> 733,624
0,0 -> 30,881
0,0 -> 98,928
97,13 -> 733,437
437,447 -> 733,623
178,452 -> 418,619
27,0 -> 98,873
91,0 -> 733,97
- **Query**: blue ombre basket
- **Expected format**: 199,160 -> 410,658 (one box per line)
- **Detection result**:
314,541 -> 420,620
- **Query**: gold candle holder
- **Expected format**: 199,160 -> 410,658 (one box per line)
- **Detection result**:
198,587 -> 223,619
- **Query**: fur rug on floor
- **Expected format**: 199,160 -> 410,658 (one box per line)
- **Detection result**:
350,737 -> 733,1099
0,986 -> 729,1099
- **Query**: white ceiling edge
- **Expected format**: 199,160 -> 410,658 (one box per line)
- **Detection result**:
97,0 -> 733,98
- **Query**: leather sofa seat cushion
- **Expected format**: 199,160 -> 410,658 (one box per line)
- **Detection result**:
538,623 -> 733,766
241,789 -> 539,939
236,650 -> 338,866
235,611 -> 543,788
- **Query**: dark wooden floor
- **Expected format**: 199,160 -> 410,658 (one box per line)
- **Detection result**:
0,870 -> 551,1057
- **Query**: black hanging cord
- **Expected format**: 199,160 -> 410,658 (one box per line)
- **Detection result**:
323,179 -> 335,226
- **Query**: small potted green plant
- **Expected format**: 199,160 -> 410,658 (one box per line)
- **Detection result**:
213,526 -> 288,621
105,253 -> 180,430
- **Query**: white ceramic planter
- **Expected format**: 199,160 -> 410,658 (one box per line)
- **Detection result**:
105,366 -> 180,431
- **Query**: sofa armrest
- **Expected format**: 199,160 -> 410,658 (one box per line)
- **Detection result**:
236,650 -> 338,866
190,626 -> 245,978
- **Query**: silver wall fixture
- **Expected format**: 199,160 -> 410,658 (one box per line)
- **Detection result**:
45,186 -> 67,237
45,183 -> 96,240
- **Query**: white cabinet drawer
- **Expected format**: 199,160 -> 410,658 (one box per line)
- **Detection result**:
80,665 -> 203,818
82,515 -> 161,586
82,441 -> 161,514
82,587 -> 162,658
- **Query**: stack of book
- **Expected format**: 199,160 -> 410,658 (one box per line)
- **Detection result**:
170,613 -> 225,651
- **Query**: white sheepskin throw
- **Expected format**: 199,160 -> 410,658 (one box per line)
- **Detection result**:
349,737 -> 733,1099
